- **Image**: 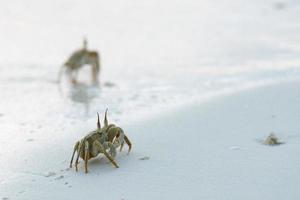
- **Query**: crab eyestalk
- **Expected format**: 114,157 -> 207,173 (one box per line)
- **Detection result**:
104,108 -> 109,127
97,112 -> 101,129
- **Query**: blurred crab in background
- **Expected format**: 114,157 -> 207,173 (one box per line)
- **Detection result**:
59,38 -> 101,85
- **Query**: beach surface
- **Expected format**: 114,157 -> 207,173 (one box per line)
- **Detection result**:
1,80 -> 300,200
1,0 -> 300,199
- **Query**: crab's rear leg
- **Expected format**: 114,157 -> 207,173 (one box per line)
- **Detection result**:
84,141 -> 90,173
70,141 -> 80,168
124,135 -> 132,154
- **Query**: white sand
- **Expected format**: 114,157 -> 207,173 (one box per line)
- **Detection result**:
1,80 -> 300,200
1,0 -> 300,199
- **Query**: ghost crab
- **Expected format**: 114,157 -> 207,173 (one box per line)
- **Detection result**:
59,38 -> 101,85
69,110 -> 132,173
69,112 -> 118,173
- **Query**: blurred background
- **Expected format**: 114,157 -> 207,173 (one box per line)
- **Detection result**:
0,0 -> 300,128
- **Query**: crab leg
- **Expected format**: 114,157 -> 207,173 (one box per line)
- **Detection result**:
70,141 -> 80,168
75,141 -> 84,171
124,135 -> 132,154
108,128 -> 124,151
108,128 -> 118,145
104,142 -> 117,158
92,62 -> 99,84
84,141 -> 89,173
119,141 -> 124,152
103,149 -> 119,168
94,140 -> 119,168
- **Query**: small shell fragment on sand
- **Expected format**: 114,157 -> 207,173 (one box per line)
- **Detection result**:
139,156 -> 150,160
264,133 -> 282,146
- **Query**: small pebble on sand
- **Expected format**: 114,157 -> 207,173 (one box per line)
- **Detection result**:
139,156 -> 150,160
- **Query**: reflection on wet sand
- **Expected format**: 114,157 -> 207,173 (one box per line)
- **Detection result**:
68,83 -> 100,114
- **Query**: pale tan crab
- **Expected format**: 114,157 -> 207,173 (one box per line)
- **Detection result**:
59,38 -> 101,84
69,113 -> 118,173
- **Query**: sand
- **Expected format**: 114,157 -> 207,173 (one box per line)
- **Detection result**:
1,80 -> 299,200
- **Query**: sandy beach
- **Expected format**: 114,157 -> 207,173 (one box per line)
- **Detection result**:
1,80 -> 299,200
1,0 -> 300,199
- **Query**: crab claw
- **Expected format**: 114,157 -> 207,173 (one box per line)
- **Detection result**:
104,108 -> 109,127
97,112 -> 101,129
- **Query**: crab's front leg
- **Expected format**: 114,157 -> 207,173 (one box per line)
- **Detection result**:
103,141 -> 117,158
108,127 -> 124,151
93,140 -> 119,168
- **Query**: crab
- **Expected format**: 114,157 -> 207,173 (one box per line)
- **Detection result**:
58,38 -> 101,84
102,109 -> 132,153
69,113 -> 119,173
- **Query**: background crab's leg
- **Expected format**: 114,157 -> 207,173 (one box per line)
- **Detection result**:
73,69 -> 79,83
70,141 -> 80,168
75,141 -> 84,171
84,141 -> 89,173
94,140 -> 119,168
124,135 -> 132,153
